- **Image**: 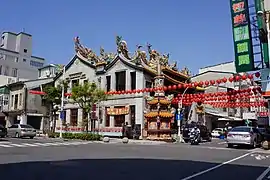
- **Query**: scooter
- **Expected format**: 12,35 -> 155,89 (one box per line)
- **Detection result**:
190,131 -> 200,145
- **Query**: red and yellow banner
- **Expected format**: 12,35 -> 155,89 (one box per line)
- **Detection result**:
107,106 -> 129,115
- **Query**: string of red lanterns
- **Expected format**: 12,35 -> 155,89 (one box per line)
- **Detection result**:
171,86 -> 267,108
105,72 -> 261,96
28,72 -> 261,97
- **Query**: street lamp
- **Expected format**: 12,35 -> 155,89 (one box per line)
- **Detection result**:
60,66 -> 66,139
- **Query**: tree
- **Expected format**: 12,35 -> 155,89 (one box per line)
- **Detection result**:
43,80 -> 68,133
71,81 -> 108,132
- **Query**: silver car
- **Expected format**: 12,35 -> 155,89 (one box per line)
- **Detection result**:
227,126 -> 261,148
8,124 -> 36,139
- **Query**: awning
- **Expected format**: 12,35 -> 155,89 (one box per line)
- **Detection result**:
206,111 -> 228,118
218,117 -> 243,121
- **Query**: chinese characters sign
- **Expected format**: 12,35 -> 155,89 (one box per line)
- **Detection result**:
230,0 -> 254,72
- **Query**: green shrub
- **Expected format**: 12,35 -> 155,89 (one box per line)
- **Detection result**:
49,132 -> 102,141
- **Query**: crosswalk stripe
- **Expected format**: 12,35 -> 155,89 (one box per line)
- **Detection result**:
32,143 -> 51,146
10,144 -> 25,147
0,141 -> 96,148
21,143 -> 39,147
0,144 -> 13,147
43,143 -> 59,146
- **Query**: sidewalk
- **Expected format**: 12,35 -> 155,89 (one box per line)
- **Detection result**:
109,138 -> 168,145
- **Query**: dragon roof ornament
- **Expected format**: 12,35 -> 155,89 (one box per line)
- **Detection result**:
73,35 -> 189,76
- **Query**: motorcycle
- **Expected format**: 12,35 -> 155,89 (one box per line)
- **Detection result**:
190,131 -> 200,145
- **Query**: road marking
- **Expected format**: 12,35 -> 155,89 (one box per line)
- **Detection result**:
218,142 -> 227,145
181,152 -> 253,180
256,166 -> 270,180
11,144 -> 25,147
32,143 -> 51,146
0,144 -> 13,147
21,143 -> 38,147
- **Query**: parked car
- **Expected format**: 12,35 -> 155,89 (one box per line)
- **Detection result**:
182,124 -> 212,143
0,124 -> 7,138
211,128 -> 225,138
227,126 -> 263,148
7,124 -> 36,139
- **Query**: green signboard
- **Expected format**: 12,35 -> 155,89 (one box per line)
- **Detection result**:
230,0 -> 254,72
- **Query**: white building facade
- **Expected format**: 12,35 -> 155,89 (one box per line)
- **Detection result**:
0,31 -> 46,85
54,36 -> 190,137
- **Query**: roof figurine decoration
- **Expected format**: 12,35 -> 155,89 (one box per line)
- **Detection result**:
74,36 -> 100,64
116,35 -> 130,59
99,46 -> 115,64
72,35 -> 190,79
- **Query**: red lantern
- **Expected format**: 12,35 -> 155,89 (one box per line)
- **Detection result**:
194,82 -> 198,87
168,86 -> 172,90
204,81 -> 209,86
255,72 -> 260,78
177,84 -> 182,89
172,85 -> 177,90
248,74 -> 253,80
199,81 -> 204,86
184,84 -> 188,89
229,77 -> 234,82
163,86 -> 167,91
210,80 -> 215,85
242,74 -> 247,80
222,77 -> 227,83
235,76 -> 241,81
216,79 -> 221,84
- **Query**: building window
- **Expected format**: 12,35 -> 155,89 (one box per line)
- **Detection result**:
4,66 -> 9,76
30,60 -> 43,68
19,93 -> 22,106
106,76 -> 111,92
14,94 -> 18,109
24,49 -> 27,53
115,71 -> 126,91
12,68 -> 17,77
71,79 -> 79,88
114,115 -> 125,127
130,105 -> 136,128
15,57 -> 19,62
83,109 -> 88,120
83,79 -> 88,84
105,107 -> 110,127
0,65 -> 2,75
130,71 -> 136,90
70,109 -> 78,126
3,95 -> 8,106
23,59 -> 26,62
11,95 -> 14,107
223,107 -> 227,112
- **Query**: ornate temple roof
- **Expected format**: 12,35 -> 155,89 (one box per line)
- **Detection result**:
71,36 -> 191,80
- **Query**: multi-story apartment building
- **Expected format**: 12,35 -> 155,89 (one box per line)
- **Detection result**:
0,31 -> 46,85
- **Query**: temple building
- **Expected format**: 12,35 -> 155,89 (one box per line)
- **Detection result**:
54,36 -> 192,137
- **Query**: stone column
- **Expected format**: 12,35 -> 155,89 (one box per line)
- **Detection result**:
78,109 -> 83,127
126,71 -> 131,90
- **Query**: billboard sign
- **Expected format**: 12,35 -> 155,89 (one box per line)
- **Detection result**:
230,0 -> 254,72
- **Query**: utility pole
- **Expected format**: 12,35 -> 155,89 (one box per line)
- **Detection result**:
60,66 -> 66,139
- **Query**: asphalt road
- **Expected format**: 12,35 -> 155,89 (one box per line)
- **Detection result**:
0,137 -> 270,180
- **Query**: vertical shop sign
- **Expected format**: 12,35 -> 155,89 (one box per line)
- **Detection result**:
230,0 -> 254,72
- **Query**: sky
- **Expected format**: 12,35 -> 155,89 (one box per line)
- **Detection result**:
1,0 -> 234,74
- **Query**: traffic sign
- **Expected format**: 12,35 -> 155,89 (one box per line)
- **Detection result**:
60,111 -> 65,121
